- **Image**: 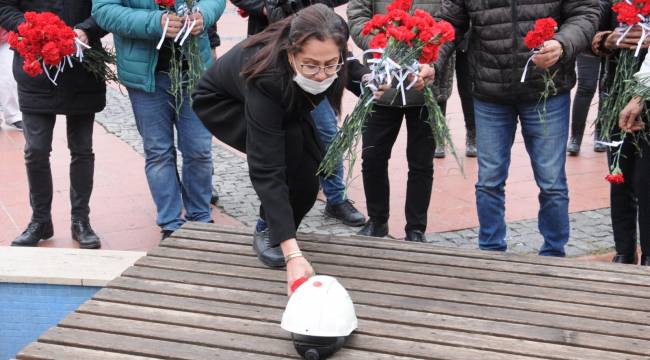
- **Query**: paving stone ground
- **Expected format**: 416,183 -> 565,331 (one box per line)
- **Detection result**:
96,87 -> 615,257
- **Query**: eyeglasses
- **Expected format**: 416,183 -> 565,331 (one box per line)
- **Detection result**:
298,63 -> 344,76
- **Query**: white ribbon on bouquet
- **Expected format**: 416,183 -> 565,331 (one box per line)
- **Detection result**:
361,48 -> 420,106
41,37 -> 91,86
520,48 -> 540,83
157,3 -> 202,50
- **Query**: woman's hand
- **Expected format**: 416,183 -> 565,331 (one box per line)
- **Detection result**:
286,256 -> 314,297
190,12 -> 205,36
619,96 -> 647,132
73,29 -> 88,45
163,13 -> 183,38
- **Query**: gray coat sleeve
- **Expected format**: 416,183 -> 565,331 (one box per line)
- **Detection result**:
346,0 -> 372,50
554,0 -> 600,65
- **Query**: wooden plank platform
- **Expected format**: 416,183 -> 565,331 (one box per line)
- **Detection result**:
17,222 -> 650,360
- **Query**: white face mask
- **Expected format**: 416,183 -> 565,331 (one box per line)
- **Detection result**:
290,55 -> 338,95
293,72 -> 338,95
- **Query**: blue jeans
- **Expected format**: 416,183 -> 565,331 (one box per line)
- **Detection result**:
311,98 -> 345,205
128,72 -> 213,231
473,94 -> 570,256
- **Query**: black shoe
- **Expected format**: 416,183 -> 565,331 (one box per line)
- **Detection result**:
357,219 -> 388,238
434,146 -> 446,158
210,192 -> 219,206
405,229 -> 426,242
612,253 -> 637,264
567,137 -> 581,156
12,221 -> 54,246
465,131 -> 477,158
71,220 -> 101,249
594,131 -> 607,152
325,200 -> 366,227
161,230 -> 174,241
7,121 -> 23,131
253,228 -> 284,268
641,256 -> 650,266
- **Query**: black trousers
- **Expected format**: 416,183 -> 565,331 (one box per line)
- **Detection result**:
456,49 -> 475,133
570,52 -> 602,140
22,112 -> 95,223
608,137 -> 650,256
361,105 -> 434,232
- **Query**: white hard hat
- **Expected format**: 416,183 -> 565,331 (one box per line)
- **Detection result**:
281,275 -> 357,337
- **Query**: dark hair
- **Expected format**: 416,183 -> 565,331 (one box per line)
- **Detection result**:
241,4 -> 350,113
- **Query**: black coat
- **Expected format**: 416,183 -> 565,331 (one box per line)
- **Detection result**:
436,0 -> 600,105
232,0 -> 348,36
192,42 -> 367,244
0,0 -> 106,115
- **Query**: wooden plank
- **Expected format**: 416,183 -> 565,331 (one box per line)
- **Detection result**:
59,312 -> 546,360
17,342 -> 152,360
153,241 -> 650,299
180,222 -> 650,276
91,288 -> 650,357
37,327 -> 287,360
129,256 -> 650,325
106,276 -> 650,341
169,229 -> 650,287
146,246 -> 650,310
77,300 -> 650,360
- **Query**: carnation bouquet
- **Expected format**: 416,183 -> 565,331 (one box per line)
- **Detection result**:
156,0 -> 206,115
598,0 -> 650,183
318,0 -> 459,182
520,18 -> 558,124
7,12 -> 117,85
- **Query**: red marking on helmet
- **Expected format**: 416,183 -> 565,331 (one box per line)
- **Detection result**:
313,281 -> 322,287
290,277 -> 308,293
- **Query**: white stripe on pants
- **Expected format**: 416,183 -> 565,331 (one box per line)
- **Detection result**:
0,43 -> 21,125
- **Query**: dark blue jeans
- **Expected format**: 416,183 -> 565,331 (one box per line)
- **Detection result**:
311,98 -> 346,205
128,72 -> 213,231
474,94 -> 570,256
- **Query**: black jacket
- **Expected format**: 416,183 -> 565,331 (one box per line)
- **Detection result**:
230,0 -> 268,36
0,0 -> 106,115
435,0 -> 600,105
233,0 -> 347,36
192,42 -> 367,244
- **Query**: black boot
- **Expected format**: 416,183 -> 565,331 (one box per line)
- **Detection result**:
12,221 -> 54,246
253,228 -> 285,268
357,219 -> 388,238
567,136 -> 582,156
612,253 -> 637,264
594,130 -> 607,152
465,130 -> 477,158
71,219 -> 101,249
405,229 -> 426,242
161,230 -> 174,241
641,256 -> 650,266
325,200 -> 366,227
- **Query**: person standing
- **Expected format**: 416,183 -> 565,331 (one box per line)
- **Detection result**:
435,0 -> 600,256
93,0 -> 225,240
0,0 -> 107,248
0,25 -> 22,130
347,0 -> 453,242
592,0 -> 650,265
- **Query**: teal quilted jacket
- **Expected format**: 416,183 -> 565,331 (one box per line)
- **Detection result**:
92,0 -> 225,92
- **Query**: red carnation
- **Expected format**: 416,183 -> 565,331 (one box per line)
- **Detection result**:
613,1 -> 642,26
22,58 -> 43,77
41,42 -> 61,65
605,173 -> 625,184
386,0 -> 411,12
156,0 -> 175,8
524,17 -> 558,50
237,7 -> 249,17
369,32 -> 388,55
